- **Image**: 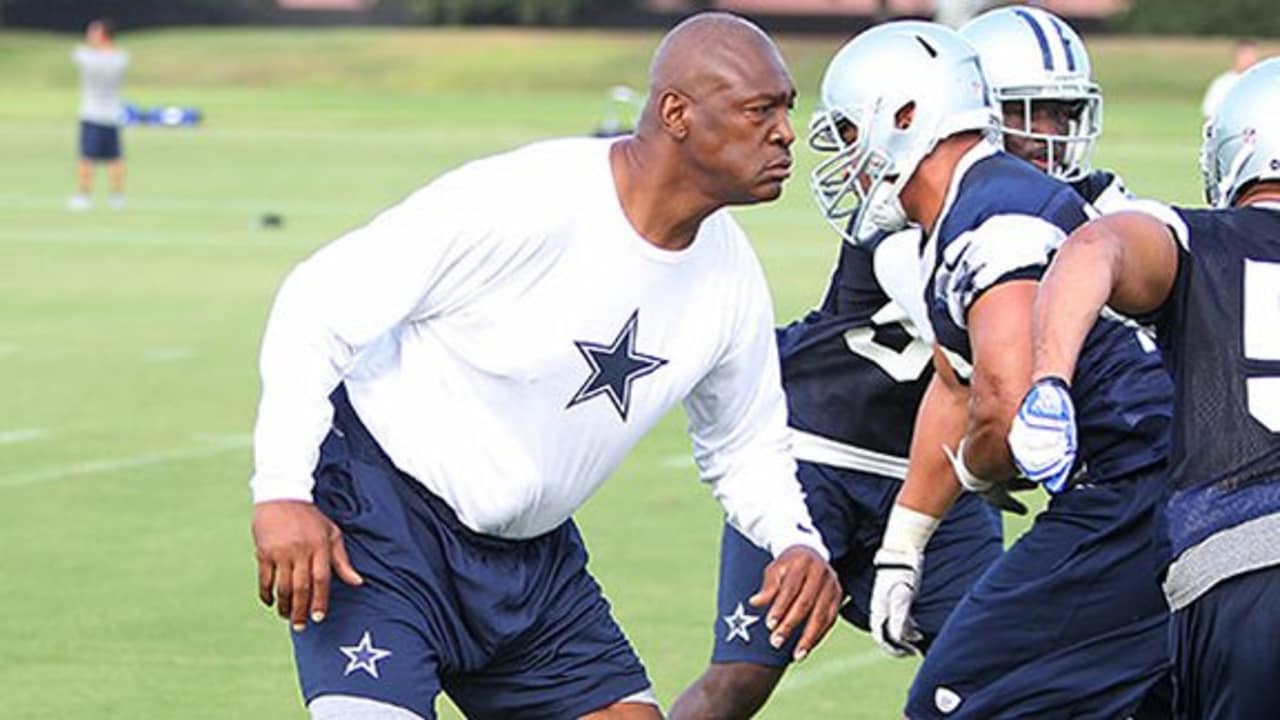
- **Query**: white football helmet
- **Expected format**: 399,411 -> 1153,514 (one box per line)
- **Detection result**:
809,21 -> 997,245
960,5 -> 1101,181
1201,57 -> 1280,208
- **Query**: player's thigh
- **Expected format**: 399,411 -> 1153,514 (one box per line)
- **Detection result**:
907,491 -> 1002,641
1172,565 -> 1280,720
711,462 -> 873,663
291,577 -> 443,720
907,481 -> 1170,719
443,534 -> 653,720
709,523 -> 792,665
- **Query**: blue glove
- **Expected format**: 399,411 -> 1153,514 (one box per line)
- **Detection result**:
1008,376 -> 1078,494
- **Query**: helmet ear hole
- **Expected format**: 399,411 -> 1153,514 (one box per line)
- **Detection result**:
894,102 -> 916,130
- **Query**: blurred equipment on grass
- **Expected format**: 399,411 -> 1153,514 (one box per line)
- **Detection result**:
123,104 -> 203,127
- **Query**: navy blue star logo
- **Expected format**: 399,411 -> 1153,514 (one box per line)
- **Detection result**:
567,310 -> 667,421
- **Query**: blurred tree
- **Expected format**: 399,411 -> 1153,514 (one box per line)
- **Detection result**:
384,0 -> 633,25
0,0 -> 275,30
1115,0 -> 1280,36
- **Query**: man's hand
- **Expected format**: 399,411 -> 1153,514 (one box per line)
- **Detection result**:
748,545 -> 840,662
943,441 -> 1029,515
870,546 -> 923,656
1008,376 -> 1078,494
252,500 -> 364,631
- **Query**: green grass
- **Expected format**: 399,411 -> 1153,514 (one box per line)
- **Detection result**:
0,26 -> 1236,719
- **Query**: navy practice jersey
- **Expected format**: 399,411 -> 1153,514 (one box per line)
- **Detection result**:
1071,169 -> 1125,209
1150,205 -> 1280,559
777,236 -> 932,462
924,144 -> 1172,484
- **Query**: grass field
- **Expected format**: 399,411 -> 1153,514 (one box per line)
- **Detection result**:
0,25 -> 1248,719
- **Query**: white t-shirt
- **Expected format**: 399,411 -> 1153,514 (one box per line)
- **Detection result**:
73,46 -> 129,126
252,137 -> 826,559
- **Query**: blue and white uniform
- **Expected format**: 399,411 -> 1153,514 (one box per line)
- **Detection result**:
251,137 -> 826,719
1143,204 -> 1280,719
906,142 -> 1174,720
708,231 -> 1002,666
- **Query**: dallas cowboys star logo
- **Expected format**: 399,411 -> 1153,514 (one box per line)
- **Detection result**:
723,602 -> 761,644
339,630 -> 392,679
567,309 -> 667,421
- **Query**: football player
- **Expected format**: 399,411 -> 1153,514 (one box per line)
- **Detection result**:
961,5 -> 1139,213
1011,57 -> 1280,719
814,21 -> 1173,718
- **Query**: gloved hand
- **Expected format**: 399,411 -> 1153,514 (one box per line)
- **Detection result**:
870,545 -> 924,657
943,441 -> 1028,515
1008,376 -> 1078,494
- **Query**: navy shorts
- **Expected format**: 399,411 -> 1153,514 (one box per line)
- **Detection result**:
290,387 -> 651,719
906,469 -> 1173,719
1170,563 -> 1280,720
79,120 -> 121,161
710,461 -> 1003,666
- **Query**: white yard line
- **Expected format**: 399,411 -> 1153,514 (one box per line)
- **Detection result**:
0,428 -> 47,444
773,649 -> 888,696
0,436 -> 251,488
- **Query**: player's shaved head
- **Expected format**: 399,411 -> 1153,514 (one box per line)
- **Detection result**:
614,11 -> 796,240
639,12 -> 793,138
649,13 -> 784,101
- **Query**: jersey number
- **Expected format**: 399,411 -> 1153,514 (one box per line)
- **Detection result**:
842,303 -> 932,382
1244,259 -> 1280,432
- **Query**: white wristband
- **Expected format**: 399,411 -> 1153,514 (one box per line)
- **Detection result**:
943,439 -> 993,493
882,503 -> 941,555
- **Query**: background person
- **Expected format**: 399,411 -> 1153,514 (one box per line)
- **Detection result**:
69,18 -> 128,212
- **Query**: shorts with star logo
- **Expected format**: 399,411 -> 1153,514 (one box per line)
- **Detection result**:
709,461 -> 1003,666
289,386 -> 652,719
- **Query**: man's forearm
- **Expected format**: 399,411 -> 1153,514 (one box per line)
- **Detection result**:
1031,231 -> 1121,383
897,374 -> 966,518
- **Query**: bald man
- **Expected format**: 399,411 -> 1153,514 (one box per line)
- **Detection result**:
249,12 -> 840,720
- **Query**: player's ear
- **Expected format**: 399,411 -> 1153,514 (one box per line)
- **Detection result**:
657,89 -> 691,141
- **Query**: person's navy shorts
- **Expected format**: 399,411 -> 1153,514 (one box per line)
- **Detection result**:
78,120 -> 121,161
906,469 -> 1173,719
289,386 -> 651,719
1170,563 -> 1280,720
710,460 -> 1003,666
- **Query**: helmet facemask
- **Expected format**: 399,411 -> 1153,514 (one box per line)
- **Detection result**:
996,84 -> 1102,182
809,102 -> 917,244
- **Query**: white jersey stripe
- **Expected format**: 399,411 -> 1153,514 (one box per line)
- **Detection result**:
789,429 -> 909,480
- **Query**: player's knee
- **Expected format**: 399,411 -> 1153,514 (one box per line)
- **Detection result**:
309,694 -> 427,719
670,662 -> 783,720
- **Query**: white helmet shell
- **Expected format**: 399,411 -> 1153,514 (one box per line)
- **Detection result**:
1201,57 -> 1280,208
960,5 -> 1101,181
809,20 -> 998,245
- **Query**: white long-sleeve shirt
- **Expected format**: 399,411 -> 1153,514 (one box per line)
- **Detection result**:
252,137 -> 826,559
